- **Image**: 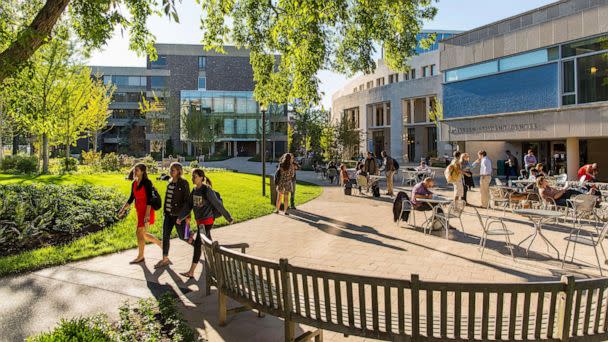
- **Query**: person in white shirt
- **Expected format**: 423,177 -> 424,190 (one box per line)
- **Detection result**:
472,150 -> 493,208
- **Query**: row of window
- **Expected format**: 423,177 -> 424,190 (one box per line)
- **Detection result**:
150,55 -> 207,69
444,47 -> 559,82
343,96 -> 437,128
103,75 -> 168,89
352,64 -> 437,93
112,92 -> 143,103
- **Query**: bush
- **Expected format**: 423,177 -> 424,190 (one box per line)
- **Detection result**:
82,151 -> 102,165
140,155 -> 159,173
0,154 -> 38,174
0,183 -> 126,257
100,153 -> 121,171
28,293 -> 199,342
189,161 -> 199,169
62,157 -> 79,172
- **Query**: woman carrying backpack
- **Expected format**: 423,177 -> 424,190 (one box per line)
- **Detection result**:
118,163 -> 162,264
176,168 -> 234,278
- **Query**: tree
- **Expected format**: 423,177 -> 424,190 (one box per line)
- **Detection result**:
140,93 -> 178,159
335,118 -> 362,160
290,105 -> 329,155
0,0 -> 180,83
200,0 -> 437,105
1,0 -> 436,109
320,124 -> 337,162
86,77 -> 114,152
181,109 -> 220,157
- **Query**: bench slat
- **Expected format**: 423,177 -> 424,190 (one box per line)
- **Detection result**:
347,281 -> 354,328
468,292 -> 476,340
398,287 -> 405,334
573,288 -> 583,336
509,292 -> 517,340
313,276 -> 321,320
359,283 -> 367,330
522,291 -> 531,339
454,290 -> 461,339
584,288 -> 594,335
535,291 -> 545,339
482,290 -> 489,340
426,289 -> 433,337
335,279 -> 343,326
548,290 -> 558,338
372,285 -> 379,331
303,275 -> 311,318
384,286 -> 392,334
292,273 -> 301,315
496,291 -> 504,340
324,278 -> 332,323
593,286 -> 604,333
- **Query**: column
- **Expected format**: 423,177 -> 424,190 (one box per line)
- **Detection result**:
256,141 -> 260,154
233,141 -> 238,157
566,137 -> 579,180
425,97 -> 431,123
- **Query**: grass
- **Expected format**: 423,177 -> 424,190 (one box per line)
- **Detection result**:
0,171 -> 322,276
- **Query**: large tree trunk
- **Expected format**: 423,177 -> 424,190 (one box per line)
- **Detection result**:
65,141 -> 70,171
42,133 -> 49,173
0,0 -> 71,84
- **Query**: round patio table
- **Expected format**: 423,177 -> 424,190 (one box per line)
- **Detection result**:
418,196 -> 453,232
514,209 -> 564,259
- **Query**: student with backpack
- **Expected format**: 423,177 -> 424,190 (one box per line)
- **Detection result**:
445,151 -> 464,201
176,168 -> 234,278
118,163 -> 162,264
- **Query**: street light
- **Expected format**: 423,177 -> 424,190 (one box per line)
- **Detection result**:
260,104 -> 268,196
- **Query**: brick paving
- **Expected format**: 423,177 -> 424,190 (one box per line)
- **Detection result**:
1,169 -> 606,341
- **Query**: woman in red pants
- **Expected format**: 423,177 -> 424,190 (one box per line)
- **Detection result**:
119,163 -> 161,264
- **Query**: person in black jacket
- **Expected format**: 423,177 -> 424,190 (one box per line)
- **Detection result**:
176,168 -> 234,278
118,163 -> 161,264
154,162 -> 190,269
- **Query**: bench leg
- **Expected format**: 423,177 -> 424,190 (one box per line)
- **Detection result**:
285,319 -> 295,342
218,291 -> 227,326
315,330 -> 323,342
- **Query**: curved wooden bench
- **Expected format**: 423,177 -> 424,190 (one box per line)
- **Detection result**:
202,236 -> 608,342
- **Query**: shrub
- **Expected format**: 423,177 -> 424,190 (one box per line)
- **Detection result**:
62,157 -> 79,172
0,184 -> 126,257
28,293 -> 199,342
0,154 -> 38,174
140,154 -> 159,173
189,161 -> 199,169
100,153 -> 121,171
82,151 -> 102,165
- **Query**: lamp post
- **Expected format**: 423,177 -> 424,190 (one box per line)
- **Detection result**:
260,104 -> 267,196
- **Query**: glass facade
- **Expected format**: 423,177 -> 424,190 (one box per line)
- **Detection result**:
198,56 -> 206,69
151,76 -> 168,89
150,56 -> 167,68
103,75 -> 146,88
198,77 -> 206,90
415,32 -> 458,54
180,90 -> 286,141
577,53 -> 608,104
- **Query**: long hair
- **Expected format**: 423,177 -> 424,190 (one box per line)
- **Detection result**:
169,162 -> 184,179
280,153 -> 292,171
192,168 -> 212,187
536,176 -> 546,189
128,163 -> 149,189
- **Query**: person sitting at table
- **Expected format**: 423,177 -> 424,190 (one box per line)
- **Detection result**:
528,169 -> 539,180
415,161 -> 431,182
339,164 -> 350,186
578,163 -> 598,182
411,177 -> 436,212
537,176 -> 584,207
535,163 -> 547,177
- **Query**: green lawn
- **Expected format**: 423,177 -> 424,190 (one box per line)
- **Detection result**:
0,171 -> 322,276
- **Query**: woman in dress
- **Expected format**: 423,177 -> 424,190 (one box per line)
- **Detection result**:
118,163 -> 162,264
275,153 -> 295,215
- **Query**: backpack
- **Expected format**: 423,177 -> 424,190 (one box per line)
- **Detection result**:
372,183 -> 380,197
210,189 -> 224,219
150,185 -> 162,211
274,167 -> 281,183
444,163 -> 459,183
392,158 -> 399,171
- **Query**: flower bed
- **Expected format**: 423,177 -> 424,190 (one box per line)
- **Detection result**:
0,183 -> 126,257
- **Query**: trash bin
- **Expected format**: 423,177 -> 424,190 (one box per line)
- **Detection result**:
496,160 -> 505,177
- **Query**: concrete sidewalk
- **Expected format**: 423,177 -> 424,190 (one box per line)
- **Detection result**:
1,170 -> 604,341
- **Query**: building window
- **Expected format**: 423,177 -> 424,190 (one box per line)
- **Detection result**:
430,64 -> 436,76
126,92 -> 142,102
359,84 -> 364,91
112,92 -> 127,102
150,76 -> 168,89
353,87 -> 357,93
427,126 -> 437,153
150,56 -> 167,69
422,66 -> 429,77
366,81 -> 373,89
198,77 -> 206,90
375,105 -> 384,126
403,72 -> 409,81
344,107 -> 359,128
562,34 -> 608,58
445,60 -> 498,82
388,73 -> 399,84
410,69 -> 416,80
198,56 -> 206,69
127,76 -> 146,87
103,75 -> 112,85
376,77 -> 385,87
577,52 -> 608,104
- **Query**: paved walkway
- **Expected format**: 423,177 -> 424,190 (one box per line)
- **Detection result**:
1,165 -> 605,341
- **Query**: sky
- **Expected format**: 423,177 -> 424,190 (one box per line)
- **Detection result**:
88,0 -> 556,109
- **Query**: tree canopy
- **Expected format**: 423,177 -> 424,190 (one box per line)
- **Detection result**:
1,0 -> 437,107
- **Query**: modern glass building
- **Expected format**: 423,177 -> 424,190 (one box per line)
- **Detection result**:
440,0 -> 608,180
180,90 -> 287,157
90,44 -> 288,157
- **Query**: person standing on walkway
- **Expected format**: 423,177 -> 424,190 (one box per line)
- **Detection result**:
524,149 -> 537,176
381,150 -> 397,197
176,168 -> 234,278
364,152 -> 379,176
289,158 -> 300,209
118,163 -> 162,264
275,153 -> 295,215
472,150 -> 493,208
460,153 -> 474,203
445,151 -> 464,201
155,162 -> 190,269
505,150 -> 519,180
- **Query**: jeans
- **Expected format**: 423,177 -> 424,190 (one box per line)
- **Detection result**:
290,179 -> 296,208
192,223 -> 213,264
162,214 -> 185,257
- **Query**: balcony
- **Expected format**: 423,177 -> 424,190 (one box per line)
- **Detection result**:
108,118 -> 146,126
145,133 -> 170,141
103,137 -> 122,144
109,102 -> 140,110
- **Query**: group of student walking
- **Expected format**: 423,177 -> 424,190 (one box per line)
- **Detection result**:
117,162 -> 233,278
